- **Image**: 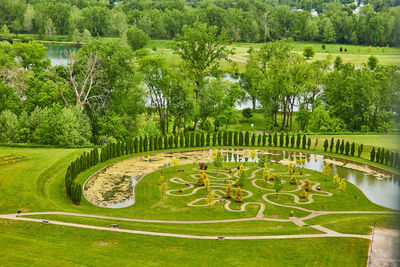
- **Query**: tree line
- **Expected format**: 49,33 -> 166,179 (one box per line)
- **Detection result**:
0,0 -> 399,46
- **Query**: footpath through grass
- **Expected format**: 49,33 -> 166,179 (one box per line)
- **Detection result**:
0,219 -> 369,267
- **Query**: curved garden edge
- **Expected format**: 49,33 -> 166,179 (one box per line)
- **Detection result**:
80,146 -> 400,210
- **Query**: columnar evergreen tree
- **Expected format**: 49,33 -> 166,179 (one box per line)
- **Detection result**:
323,139 -> 329,152
190,133 -> 195,147
169,135 -> 173,148
291,135 -> 295,148
340,140 -> 345,154
262,133 -> 266,146
180,132 -> 184,148
239,132 -> 244,146
335,139 -> 340,154
279,133 -> 284,147
390,152 -> 394,167
223,131 -> 227,146
174,134 -> 179,148
228,131 -> 233,146
380,148 -> 385,164
345,141 -> 350,155
212,132 -> 217,146
307,138 -> 311,150
206,133 -> 210,146
217,132 -> 222,146
268,133 -> 272,146
251,133 -> 256,146
257,134 -> 261,146
376,148 -> 381,163
153,136 -> 158,150
196,132 -> 200,147
158,136 -> 163,150
358,144 -> 363,158
370,147 -> 376,161
143,136 -> 148,152
273,132 -> 277,147
296,133 -> 301,148
164,135 -> 169,149
384,150 -> 390,165
285,133 -> 289,147
302,135 -> 306,149
394,153 -> 399,169
185,133 -> 190,147
245,131 -> 250,146
329,137 -> 334,152
234,132 -> 238,146
350,142 -> 355,156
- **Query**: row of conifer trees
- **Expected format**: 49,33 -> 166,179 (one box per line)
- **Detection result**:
370,147 -> 400,170
323,138 -> 364,157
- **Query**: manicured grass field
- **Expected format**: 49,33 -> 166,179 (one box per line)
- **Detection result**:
305,214 -> 400,235
23,214 -> 322,236
0,219 -> 369,266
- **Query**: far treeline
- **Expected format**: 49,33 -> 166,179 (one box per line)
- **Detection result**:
0,0 -> 399,46
65,131 -> 400,205
0,22 -> 399,147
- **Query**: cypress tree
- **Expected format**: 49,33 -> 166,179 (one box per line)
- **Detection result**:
340,140 -> 344,154
291,134 -> 295,148
143,136 -> 148,152
228,131 -> 233,146
251,133 -> 256,146
206,133 -> 210,146
357,144 -> 363,157
185,133 -> 190,147
370,147 -> 376,161
268,133 -> 272,146
302,135 -> 306,149
296,133 -> 301,148
390,151 -> 394,167
139,137 -> 143,152
180,132 -> 184,148
323,139 -> 329,152
335,139 -> 340,154
218,131 -> 222,146
234,131 -> 238,146
212,132 -> 217,146
196,132 -> 200,147
273,132 -> 277,147
394,152 -> 399,169
169,135 -> 173,148
380,148 -> 385,164
345,141 -> 350,155
121,142 -> 126,156
350,142 -> 355,156
125,140 -> 130,155
223,131 -> 227,146
239,132 -> 244,146
149,136 -> 153,151
262,133 -> 266,146
279,133 -> 284,147
153,136 -> 158,150
384,150 -> 390,165
329,137 -> 334,152
285,133 -> 289,147
174,135 -> 179,148
257,134 -> 261,146
134,138 -> 138,153
116,142 -> 121,157
376,148 -> 381,163
158,136 -> 163,150
200,132 -> 205,147
307,138 -> 311,150
164,135 -> 168,149
245,131 -> 250,146
190,132 -> 195,147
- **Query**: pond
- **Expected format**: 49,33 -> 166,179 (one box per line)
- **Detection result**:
44,44 -> 79,66
84,149 -> 400,210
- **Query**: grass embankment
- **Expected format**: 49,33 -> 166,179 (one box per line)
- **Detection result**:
305,214 -> 400,235
22,214 -> 321,236
0,219 -> 369,266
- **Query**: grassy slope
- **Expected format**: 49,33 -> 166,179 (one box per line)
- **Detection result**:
23,214 -> 322,236
0,219 -> 369,267
304,214 -> 400,235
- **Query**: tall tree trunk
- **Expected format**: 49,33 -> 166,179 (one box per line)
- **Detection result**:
282,98 -> 287,130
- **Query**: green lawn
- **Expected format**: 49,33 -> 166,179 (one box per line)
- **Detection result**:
23,214 -> 322,236
304,214 -> 400,235
0,219 -> 369,266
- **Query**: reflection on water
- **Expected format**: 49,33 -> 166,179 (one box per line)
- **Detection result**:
221,149 -> 399,210
44,44 -> 79,66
